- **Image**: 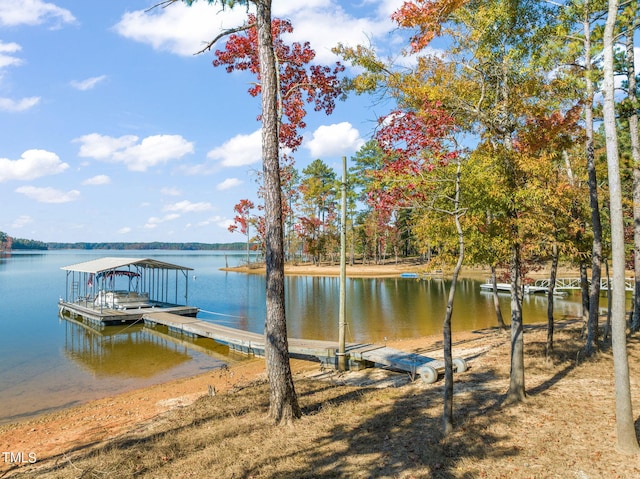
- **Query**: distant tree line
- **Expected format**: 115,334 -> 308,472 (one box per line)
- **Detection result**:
0,232 -> 249,251
1,232 -> 47,250
47,242 -> 249,251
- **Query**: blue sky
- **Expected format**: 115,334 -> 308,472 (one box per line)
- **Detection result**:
0,0 -> 409,244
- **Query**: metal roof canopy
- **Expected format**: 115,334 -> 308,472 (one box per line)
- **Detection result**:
61,257 -> 194,274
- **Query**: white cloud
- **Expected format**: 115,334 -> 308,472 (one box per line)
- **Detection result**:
275,2 -> 396,64
0,149 -> 68,182
0,41 -> 23,70
0,42 -> 42,112
11,215 -> 33,229
75,133 -> 194,172
161,187 -> 182,196
217,218 -> 234,230
0,42 -> 41,112
304,122 -> 364,158
0,96 -> 40,112
15,186 -> 80,203
217,177 -> 242,190
207,129 -> 262,167
163,200 -> 212,213
0,0 -> 75,27
114,2 -> 246,56
70,75 -> 107,91
198,215 -> 233,230
118,227 -> 132,235
144,214 -> 180,229
114,1 -> 400,65
75,133 -> 137,159
82,174 -> 110,186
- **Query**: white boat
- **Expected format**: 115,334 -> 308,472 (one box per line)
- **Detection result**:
479,281 -> 511,292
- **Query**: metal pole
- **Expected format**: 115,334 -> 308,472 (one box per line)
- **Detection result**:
338,155 -> 347,371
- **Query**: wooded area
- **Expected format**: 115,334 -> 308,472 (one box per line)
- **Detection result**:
203,0 -> 640,451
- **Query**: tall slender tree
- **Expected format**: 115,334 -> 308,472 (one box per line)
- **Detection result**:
602,0 -> 640,453
167,0 -> 301,424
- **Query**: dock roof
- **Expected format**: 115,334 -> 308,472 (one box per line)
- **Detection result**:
61,257 -> 193,274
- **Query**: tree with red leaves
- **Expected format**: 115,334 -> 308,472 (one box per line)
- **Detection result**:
212,14 -> 344,152
206,7 -> 343,425
170,0 -> 307,425
228,198 -> 257,265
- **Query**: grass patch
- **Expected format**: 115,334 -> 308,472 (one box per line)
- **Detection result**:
7,325 -> 640,479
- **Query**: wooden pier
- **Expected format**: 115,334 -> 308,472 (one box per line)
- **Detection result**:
59,300 -> 199,327
143,312 -> 466,383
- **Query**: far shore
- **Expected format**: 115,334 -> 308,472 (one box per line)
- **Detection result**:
221,260 -> 584,281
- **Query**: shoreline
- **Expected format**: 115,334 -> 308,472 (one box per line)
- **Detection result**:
220,261 -> 586,281
0,260 -> 590,475
0,329 -> 484,474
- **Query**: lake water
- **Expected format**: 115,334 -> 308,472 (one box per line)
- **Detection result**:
0,250 -> 586,424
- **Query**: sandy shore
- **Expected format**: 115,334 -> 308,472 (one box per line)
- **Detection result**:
222,261 -> 583,280
0,329 -> 477,474
0,260 -> 580,474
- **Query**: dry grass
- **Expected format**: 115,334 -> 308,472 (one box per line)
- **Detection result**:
5,324 -> 640,479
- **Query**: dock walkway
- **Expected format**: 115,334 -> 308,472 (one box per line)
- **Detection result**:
143,312 -> 466,383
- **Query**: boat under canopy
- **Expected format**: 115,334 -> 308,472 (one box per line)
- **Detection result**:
59,257 -> 198,326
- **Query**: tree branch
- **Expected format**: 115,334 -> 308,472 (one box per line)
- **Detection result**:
146,0 -> 180,12
194,23 -> 255,55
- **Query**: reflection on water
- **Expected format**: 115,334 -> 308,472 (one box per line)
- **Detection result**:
0,250 -> 598,424
62,315 -> 246,379
283,277 -> 589,342
64,318 -> 191,378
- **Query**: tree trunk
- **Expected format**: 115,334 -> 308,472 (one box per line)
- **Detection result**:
602,0 -> 639,452
443,161 -> 464,435
546,244 -> 559,359
256,0 -> 300,425
506,240 -> 526,404
583,7 -> 602,355
604,258 -> 612,342
580,262 -> 590,325
626,22 -> 640,332
491,265 -> 507,329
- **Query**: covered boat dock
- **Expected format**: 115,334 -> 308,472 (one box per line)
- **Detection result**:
58,257 -> 198,326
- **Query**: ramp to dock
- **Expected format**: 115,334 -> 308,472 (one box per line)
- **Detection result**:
143,312 -> 466,383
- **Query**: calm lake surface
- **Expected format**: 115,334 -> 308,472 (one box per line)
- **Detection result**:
0,250 -> 586,424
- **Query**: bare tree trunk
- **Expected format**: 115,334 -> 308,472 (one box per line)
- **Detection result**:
583,5 -> 602,355
491,265 -> 507,328
443,161 -> 464,435
546,244 -> 559,359
602,0 -> 639,452
626,21 -> 640,332
257,0 -> 300,424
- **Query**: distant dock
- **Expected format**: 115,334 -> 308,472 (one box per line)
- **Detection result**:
143,312 -> 466,383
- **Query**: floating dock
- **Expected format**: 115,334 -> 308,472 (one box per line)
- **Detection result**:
143,312 -> 466,383
58,257 -> 198,326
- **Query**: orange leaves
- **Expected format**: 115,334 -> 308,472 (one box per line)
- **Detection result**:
392,0 -> 468,52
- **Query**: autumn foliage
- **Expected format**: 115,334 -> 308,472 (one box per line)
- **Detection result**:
392,0 -> 468,52
213,14 -> 345,151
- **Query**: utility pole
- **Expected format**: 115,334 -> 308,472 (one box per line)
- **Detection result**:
338,156 -> 347,371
